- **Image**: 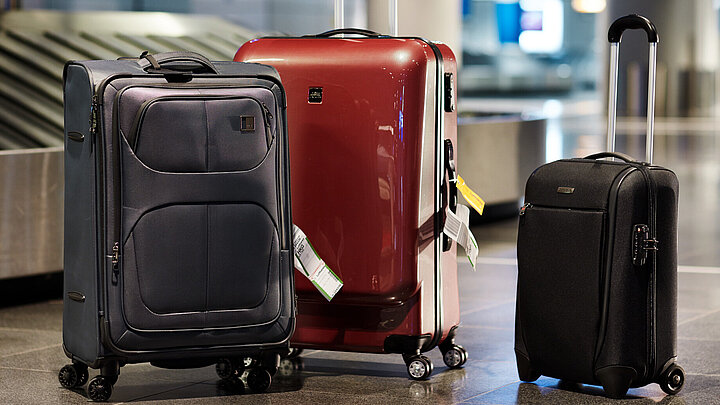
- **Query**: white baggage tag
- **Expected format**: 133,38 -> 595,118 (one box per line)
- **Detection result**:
443,204 -> 479,270
293,225 -> 343,301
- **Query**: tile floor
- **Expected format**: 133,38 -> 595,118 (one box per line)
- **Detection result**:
1,112 -> 720,403
0,219 -> 718,404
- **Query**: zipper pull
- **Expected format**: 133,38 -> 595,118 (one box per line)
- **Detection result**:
89,95 -> 98,136
261,101 -> 273,123
111,242 -> 119,285
519,203 -> 531,216
519,203 -> 531,224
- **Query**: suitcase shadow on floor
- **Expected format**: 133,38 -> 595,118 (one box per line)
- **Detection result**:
517,381 -> 686,404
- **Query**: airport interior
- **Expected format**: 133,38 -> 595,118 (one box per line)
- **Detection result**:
0,0 -> 719,403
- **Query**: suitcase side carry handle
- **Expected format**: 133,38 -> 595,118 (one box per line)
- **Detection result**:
308,28 -> 384,38
584,151 -> 637,163
606,14 -> 658,164
137,51 -> 219,74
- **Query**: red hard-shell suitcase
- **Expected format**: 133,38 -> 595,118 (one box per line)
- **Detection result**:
235,30 -> 465,379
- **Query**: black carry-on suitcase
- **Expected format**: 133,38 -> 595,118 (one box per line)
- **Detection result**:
514,15 -> 685,398
60,52 -> 294,401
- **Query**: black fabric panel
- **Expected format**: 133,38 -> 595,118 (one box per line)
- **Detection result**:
62,64 -> 101,364
110,250 -> 292,352
595,171 -> 649,383
651,168 -> 679,378
517,205 -> 604,383
120,136 -> 279,244
207,204 -> 274,310
135,100 -> 207,172
526,160 -> 630,210
130,205 -> 208,314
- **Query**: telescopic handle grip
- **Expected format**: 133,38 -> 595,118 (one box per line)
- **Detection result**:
608,14 -> 658,43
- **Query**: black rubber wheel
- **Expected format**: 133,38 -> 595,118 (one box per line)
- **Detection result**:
218,374 -> 245,393
660,364 -> 685,395
76,365 -> 89,387
286,347 -> 303,360
87,376 -> 113,402
443,345 -> 467,369
216,358 -> 242,380
247,368 -> 272,393
406,355 -> 433,380
58,365 -> 78,389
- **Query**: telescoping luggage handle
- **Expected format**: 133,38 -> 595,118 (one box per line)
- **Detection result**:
606,14 -> 658,164
136,51 -> 219,74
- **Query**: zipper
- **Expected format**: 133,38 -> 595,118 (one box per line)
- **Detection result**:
89,95 -> 98,137
110,242 -> 119,285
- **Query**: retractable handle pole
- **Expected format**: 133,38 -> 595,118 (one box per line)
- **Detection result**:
606,14 -> 659,164
334,0 -> 398,36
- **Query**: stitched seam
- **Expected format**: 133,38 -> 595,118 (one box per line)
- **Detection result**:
203,99 -> 209,172
206,204 -> 210,320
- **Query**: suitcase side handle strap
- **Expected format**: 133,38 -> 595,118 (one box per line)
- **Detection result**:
584,151 -> 638,163
307,28 -> 385,38
606,14 -> 658,164
136,51 -> 219,74
608,14 -> 658,43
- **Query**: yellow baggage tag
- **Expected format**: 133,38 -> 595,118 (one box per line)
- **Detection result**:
456,175 -> 485,215
293,225 -> 343,301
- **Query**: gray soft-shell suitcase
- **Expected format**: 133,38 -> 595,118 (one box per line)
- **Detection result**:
515,15 -> 685,399
60,52 -> 294,401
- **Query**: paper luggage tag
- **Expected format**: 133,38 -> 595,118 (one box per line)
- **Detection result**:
443,204 -> 479,270
456,175 -> 485,215
293,225 -> 343,301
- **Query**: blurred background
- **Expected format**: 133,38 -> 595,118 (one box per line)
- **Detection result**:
1,0 -> 719,291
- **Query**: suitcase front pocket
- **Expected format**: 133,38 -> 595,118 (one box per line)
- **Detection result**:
517,205 -> 606,383
117,88 -> 276,173
121,203 -> 281,331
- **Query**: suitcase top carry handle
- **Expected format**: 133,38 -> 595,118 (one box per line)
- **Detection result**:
308,28 -> 385,38
584,151 -> 637,163
608,14 -> 658,43
606,14 -> 658,164
137,51 -> 219,74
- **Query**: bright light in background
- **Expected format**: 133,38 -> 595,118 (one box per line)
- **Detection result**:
571,0 -> 607,13
543,100 -> 564,162
518,0 -> 563,54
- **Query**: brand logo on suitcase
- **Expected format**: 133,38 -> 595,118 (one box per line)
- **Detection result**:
557,186 -> 575,194
229,116 -> 255,132
308,87 -> 323,103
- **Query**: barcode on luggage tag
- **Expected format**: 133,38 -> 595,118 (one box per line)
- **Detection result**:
443,205 -> 479,270
293,225 -> 343,301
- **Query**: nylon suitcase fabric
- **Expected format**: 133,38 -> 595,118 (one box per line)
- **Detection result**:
60,52 -> 294,401
235,29 -> 468,380
514,15 -> 685,398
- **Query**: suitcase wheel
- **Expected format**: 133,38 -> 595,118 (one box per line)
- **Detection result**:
659,363 -> 685,395
86,376 -> 113,402
247,368 -> 272,393
406,355 -> 433,380
442,344 -> 468,369
282,347 -> 303,360
215,358 -> 244,380
58,363 -> 88,389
